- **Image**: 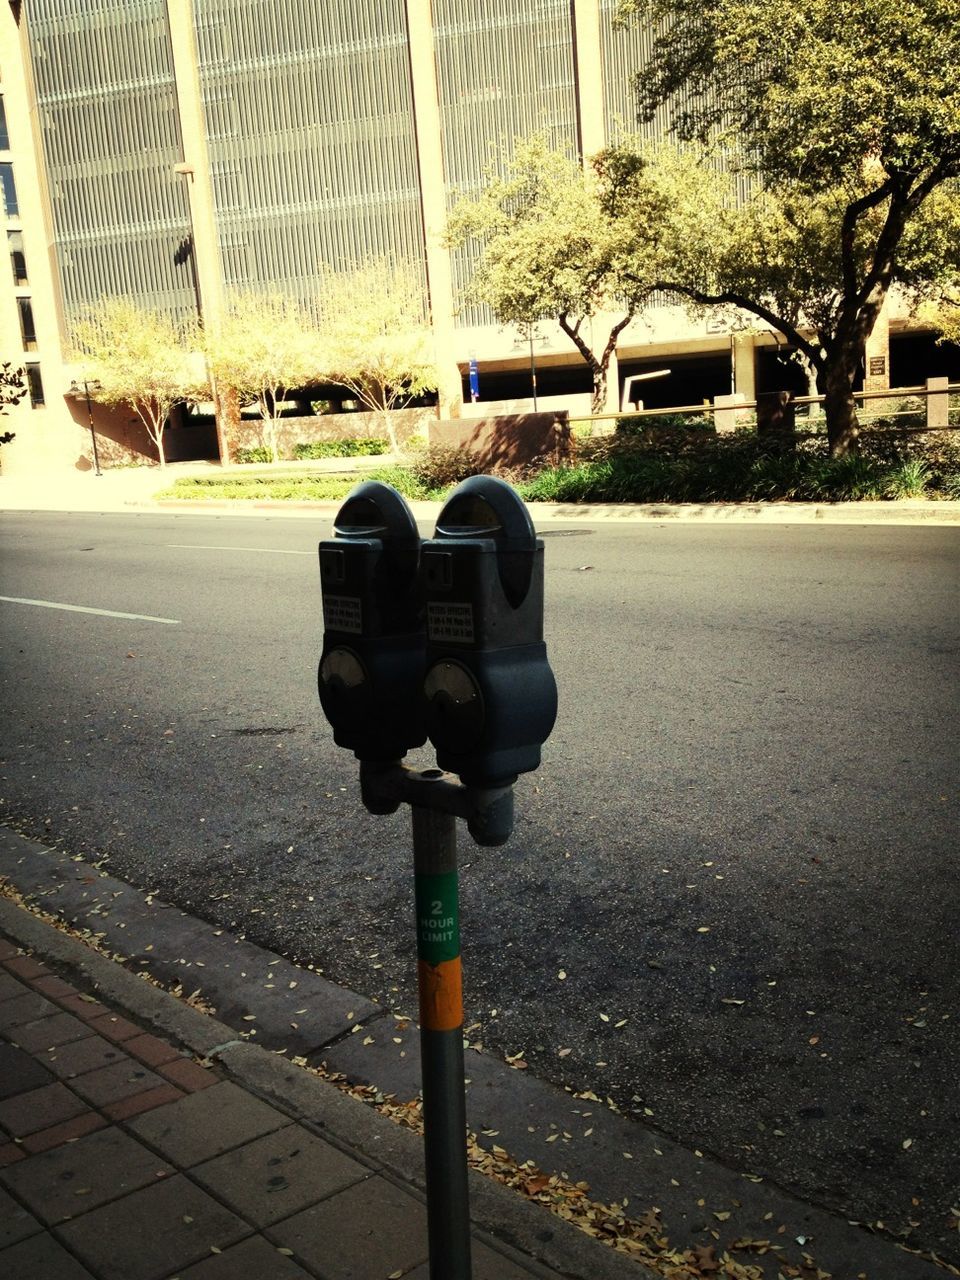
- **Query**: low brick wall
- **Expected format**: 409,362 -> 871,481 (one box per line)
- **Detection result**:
231,407 -> 436,457
427,412 -> 571,470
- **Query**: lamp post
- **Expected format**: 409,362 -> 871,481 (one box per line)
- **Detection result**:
512,326 -> 547,412
70,379 -> 102,476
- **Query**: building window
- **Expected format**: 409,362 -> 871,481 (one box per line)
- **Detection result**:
24,362 -> 44,407
0,161 -> 17,216
17,295 -> 36,350
8,228 -> 26,283
0,98 -> 9,151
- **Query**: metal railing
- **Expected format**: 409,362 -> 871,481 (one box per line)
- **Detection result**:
570,382 -> 960,436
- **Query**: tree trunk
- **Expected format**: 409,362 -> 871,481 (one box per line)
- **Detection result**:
590,364 -> 607,416
266,418 -> 281,464
814,330 -> 870,455
152,422 -> 167,468
213,381 -> 238,466
819,349 -> 861,458
380,409 -> 399,453
756,391 -> 796,452
558,314 -> 608,419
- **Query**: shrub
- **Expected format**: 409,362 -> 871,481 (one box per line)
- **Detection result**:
616,412 -> 713,436
803,454 -> 887,500
234,445 -> 273,464
293,438 -> 388,459
366,464 -> 432,499
517,431 -> 960,503
884,459 -> 930,499
406,445 -> 482,494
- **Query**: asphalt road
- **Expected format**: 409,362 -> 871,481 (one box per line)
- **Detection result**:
1,509 -> 958,1262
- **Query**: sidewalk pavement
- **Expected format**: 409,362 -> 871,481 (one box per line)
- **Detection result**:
2,459 -> 959,524
0,830 -> 950,1280
0,897 -> 645,1280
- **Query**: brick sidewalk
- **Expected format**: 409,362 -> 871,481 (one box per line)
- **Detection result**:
0,935 -> 562,1280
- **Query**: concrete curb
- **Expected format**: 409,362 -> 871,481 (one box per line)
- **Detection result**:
2,471 -> 960,526
149,496 -> 960,526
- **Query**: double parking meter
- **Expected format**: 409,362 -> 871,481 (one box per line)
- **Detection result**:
421,476 -> 557,788
317,474 -> 556,1280
317,481 -> 426,762
318,475 -> 556,787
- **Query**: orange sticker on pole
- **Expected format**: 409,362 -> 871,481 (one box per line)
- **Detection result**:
418,957 -> 463,1032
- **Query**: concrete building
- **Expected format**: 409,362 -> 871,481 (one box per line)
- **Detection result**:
0,0 -> 950,474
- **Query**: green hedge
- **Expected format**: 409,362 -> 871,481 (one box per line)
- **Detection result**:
518,432 -> 960,503
293,438 -> 389,458
232,438 -> 389,464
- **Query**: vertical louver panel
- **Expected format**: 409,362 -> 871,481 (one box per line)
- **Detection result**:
26,0 -> 194,325
598,0 -> 674,142
432,0 -> 578,328
193,0 -> 427,309
599,0 -> 753,205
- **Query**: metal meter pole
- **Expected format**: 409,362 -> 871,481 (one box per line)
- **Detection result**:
412,804 -> 471,1280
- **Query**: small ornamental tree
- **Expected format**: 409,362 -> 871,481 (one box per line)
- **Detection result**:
0,362 -> 25,447
446,135 -> 666,413
317,260 -> 439,451
72,300 -> 202,468
206,292 -> 322,464
614,0 -> 960,455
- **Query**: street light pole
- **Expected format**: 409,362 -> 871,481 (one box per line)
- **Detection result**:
529,330 -> 538,412
71,379 -> 102,476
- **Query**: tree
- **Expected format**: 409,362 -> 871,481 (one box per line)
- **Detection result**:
446,135 -> 666,413
72,300 -> 203,468
614,0 -> 960,455
206,292 -> 321,464
0,363 -> 25,447
923,300 -> 960,345
316,259 -> 439,451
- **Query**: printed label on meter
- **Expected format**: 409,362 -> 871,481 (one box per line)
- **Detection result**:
427,601 -> 474,643
323,595 -> 362,634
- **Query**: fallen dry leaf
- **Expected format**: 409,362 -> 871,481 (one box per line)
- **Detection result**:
523,1174 -> 551,1195
692,1244 -> 721,1273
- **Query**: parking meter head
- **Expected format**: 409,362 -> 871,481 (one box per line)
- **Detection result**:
421,476 -> 557,788
318,481 -> 426,761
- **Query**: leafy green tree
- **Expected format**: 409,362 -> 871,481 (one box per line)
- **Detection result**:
0,362 -> 25,447
206,292 -> 321,464
446,135 -> 666,413
918,276 -> 960,345
614,0 -> 960,454
72,301 -> 203,468
317,260 -> 439,451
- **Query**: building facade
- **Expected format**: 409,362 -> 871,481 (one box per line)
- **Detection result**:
0,0 -> 923,474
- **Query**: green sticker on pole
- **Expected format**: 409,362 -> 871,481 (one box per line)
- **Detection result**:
415,871 -> 460,965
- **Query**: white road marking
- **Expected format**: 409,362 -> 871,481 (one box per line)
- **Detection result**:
167,543 -> 313,556
0,596 -> 181,624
